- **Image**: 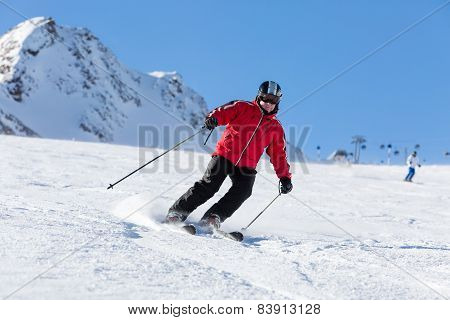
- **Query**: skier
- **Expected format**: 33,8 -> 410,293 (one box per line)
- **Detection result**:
165,81 -> 293,230
404,151 -> 421,182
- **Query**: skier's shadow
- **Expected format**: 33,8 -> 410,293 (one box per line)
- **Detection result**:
120,222 -> 143,239
241,236 -> 269,247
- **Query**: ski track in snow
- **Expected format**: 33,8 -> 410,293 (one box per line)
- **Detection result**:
1,135 -> 449,299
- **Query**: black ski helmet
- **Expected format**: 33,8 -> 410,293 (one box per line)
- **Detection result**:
256,81 -> 282,114
258,81 -> 282,100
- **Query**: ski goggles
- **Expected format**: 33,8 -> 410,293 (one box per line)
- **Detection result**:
258,93 -> 281,104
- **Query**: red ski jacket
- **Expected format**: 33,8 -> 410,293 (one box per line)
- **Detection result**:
208,100 -> 292,179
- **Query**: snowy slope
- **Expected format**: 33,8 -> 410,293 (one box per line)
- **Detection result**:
0,17 -> 208,144
1,135 -> 449,299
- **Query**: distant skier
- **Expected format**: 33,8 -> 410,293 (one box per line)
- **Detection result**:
404,151 -> 421,182
166,81 -> 293,229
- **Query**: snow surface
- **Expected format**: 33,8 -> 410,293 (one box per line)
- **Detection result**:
1,135 -> 449,299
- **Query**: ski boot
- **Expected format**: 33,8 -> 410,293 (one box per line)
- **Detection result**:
200,213 -> 221,230
165,211 -> 196,235
165,211 -> 184,224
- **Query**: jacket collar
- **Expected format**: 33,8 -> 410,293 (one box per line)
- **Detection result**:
252,100 -> 277,119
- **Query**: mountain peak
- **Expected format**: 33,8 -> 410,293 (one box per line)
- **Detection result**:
0,17 -> 59,84
1,16 -> 57,46
19,16 -> 54,28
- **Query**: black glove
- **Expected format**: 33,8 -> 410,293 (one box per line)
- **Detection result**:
279,177 -> 293,194
418,164 -> 422,168
204,117 -> 218,130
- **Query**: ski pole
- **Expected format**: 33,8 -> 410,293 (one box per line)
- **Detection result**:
203,128 -> 214,145
107,127 -> 206,190
241,191 -> 282,231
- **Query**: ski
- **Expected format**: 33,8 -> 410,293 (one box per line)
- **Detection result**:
213,229 -> 244,242
196,223 -> 244,242
164,217 -> 243,240
180,224 -> 197,235
163,221 -> 197,235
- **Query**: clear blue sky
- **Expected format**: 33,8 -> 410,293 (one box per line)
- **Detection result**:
1,0 -> 450,163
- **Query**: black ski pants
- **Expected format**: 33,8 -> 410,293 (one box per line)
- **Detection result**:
169,155 -> 256,222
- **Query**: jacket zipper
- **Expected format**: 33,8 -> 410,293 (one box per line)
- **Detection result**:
235,113 -> 264,166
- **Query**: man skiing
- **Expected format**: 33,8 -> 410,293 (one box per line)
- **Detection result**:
404,151 -> 421,182
165,81 -> 293,230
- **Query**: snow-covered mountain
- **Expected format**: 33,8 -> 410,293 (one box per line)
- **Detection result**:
0,17 -> 208,144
